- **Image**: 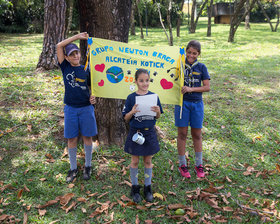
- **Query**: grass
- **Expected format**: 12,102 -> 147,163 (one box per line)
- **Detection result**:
0,18 -> 280,223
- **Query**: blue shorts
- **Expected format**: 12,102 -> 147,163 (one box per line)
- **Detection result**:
64,105 -> 98,139
174,101 -> 204,128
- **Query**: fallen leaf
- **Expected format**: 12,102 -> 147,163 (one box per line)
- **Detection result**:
276,164 -> 280,173
49,220 -> 60,224
23,185 -> 30,192
68,183 -> 75,188
17,189 -> 23,199
81,207 -> 87,213
223,206 -> 233,212
168,204 -> 185,210
88,192 -> 98,197
23,213 -> 28,224
37,200 -> 58,209
168,191 -> 176,196
0,215 -> 9,221
60,193 -> 75,206
121,195 -> 132,202
136,214 -> 140,224
39,209 -> 47,216
98,192 -> 109,199
63,201 -> 76,213
153,193 -> 164,201
39,178 -> 46,181
77,197 -> 87,202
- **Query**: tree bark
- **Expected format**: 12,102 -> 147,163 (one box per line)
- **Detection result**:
207,0 -> 214,37
65,0 -> 74,37
36,0 -> 66,70
130,0 -> 136,35
228,0 -> 256,42
245,0 -> 251,29
136,0 -> 144,39
176,0 -> 185,37
167,0 -> 173,46
78,0 -> 131,146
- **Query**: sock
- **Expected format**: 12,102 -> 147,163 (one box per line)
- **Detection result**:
68,147 -> 77,170
144,167 -> 152,186
130,167 -> 138,185
84,144 -> 93,167
195,151 -> 203,167
178,155 -> 186,167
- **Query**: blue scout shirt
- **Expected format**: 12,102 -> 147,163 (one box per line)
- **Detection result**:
183,60 -> 210,102
122,91 -> 163,129
59,60 -> 91,107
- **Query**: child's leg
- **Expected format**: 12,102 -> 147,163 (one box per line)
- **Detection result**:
130,155 -> 140,185
82,136 -> 93,167
177,127 -> 188,166
130,155 -> 141,203
68,137 -> 78,170
191,127 -> 205,178
143,155 -> 153,186
191,128 -> 203,166
143,155 -> 154,202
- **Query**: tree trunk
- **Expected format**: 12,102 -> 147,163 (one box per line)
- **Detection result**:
189,0 -> 196,33
167,0 -> 173,46
228,0 -> 256,42
36,0 -> 66,70
245,0 -> 250,29
257,0 -> 275,31
65,0 -> 74,37
190,0 -> 208,33
78,0 -> 131,146
207,0 -> 214,37
130,0 -> 136,35
155,2 -> 170,44
136,0 -> 144,39
176,0 -> 184,37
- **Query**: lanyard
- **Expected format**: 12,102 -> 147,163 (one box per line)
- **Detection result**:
185,61 -> 198,87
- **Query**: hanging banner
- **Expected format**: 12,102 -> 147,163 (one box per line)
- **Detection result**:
88,37 -> 185,105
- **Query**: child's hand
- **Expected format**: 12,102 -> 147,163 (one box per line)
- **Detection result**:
181,86 -> 192,94
131,104 -> 140,115
151,105 -> 160,113
90,95 -> 96,104
77,32 -> 89,40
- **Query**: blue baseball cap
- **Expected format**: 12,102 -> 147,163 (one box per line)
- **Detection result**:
64,43 -> 80,56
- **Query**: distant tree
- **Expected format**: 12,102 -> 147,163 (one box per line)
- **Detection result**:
207,0 -> 214,37
257,0 -> 279,31
136,0 -> 144,39
166,0 -> 173,45
78,0 -> 131,146
36,0 -> 66,70
228,0 -> 257,42
65,0 -> 74,37
189,0 -> 208,33
245,0 -> 251,29
155,1 -> 171,45
130,0 -> 136,35
176,0 -> 184,37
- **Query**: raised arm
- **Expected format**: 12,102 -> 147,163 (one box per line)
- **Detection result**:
56,32 -> 89,64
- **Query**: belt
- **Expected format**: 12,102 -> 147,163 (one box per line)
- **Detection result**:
131,127 -> 151,131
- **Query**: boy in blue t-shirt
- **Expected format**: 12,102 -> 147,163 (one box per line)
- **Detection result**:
56,32 -> 98,183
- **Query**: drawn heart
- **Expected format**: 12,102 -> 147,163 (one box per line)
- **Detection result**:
98,79 -> 104,87
160,79 -> 173,89
95,64 -> 105,72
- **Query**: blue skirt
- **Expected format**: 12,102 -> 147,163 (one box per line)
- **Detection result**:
124,127 -> 160,156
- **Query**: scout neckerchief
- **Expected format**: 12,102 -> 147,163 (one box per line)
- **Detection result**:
184,60 -> 199,94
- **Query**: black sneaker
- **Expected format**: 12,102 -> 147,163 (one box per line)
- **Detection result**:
131,185 -> 141,203
144,185 -> 153,202
83,166 -> 92,180
66,169 -> 78,183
